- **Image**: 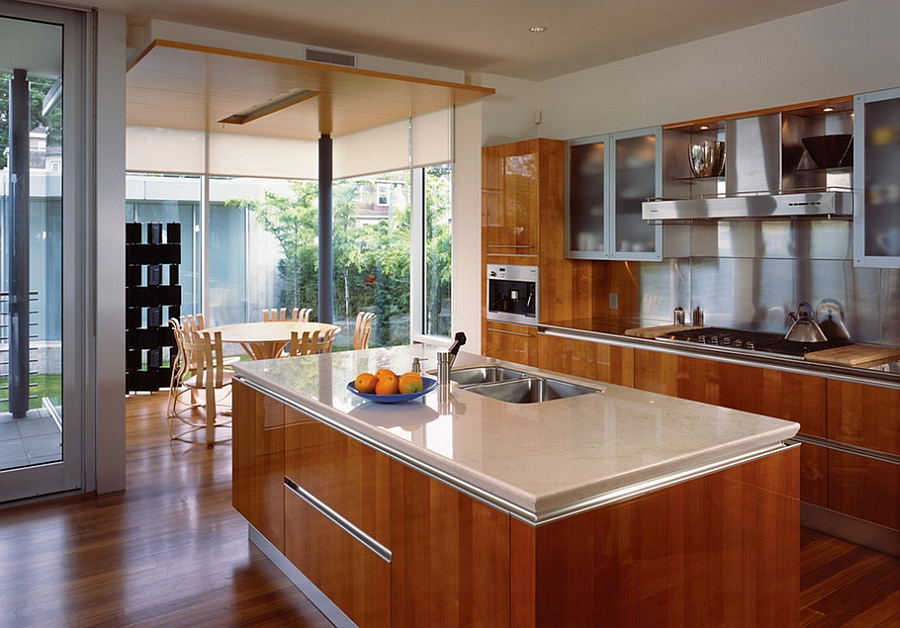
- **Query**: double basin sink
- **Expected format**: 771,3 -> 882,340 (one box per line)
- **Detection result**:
444,365 -> 601,404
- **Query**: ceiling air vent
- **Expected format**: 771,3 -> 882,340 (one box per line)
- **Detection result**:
306,48 -> 356,67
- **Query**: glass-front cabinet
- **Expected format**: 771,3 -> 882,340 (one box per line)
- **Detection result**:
565,126 -> 662,260
854,87 -> 900,268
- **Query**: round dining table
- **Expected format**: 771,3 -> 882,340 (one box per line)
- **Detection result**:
205,321 -> 341,360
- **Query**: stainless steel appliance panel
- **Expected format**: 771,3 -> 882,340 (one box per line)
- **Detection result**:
487,264 -> 539,325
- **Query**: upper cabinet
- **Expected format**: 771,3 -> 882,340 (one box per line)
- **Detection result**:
854,87 -> 900,268
483,139 -> 563,259
565,126 -> 664,261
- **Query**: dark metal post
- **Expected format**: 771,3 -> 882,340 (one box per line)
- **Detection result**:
318,134 -> 334,324
8,69 -> 31,417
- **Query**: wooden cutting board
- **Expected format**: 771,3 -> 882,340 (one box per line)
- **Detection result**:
805,343 -> 900,367
624,324 -> 704,339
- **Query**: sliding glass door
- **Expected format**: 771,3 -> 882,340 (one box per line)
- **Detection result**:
1,0 -> 86,502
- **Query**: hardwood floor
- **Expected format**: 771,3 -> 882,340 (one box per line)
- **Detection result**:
1,391 -> 898,627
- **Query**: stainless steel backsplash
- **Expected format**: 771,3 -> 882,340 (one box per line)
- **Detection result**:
638,220 -> 899,345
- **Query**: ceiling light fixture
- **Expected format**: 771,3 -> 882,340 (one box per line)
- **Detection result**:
822,106 -> 834,112
219,88 -> 320,125
530,26 -> 546,33
699,125 -> 710,131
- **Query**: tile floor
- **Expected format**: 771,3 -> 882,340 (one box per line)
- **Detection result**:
0,408 -> 62,471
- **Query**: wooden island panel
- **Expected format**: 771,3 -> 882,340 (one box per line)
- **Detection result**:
232,380 -> 286,551
390,460 -> 510,627
510,445 -> 800,628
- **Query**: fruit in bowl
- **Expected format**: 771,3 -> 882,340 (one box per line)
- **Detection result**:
348,368 -> 436,400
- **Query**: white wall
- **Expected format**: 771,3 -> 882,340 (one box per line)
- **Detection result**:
476,0 -> 900,143
95,10 -> 127,494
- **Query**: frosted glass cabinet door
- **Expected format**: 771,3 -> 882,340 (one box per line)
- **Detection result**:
854,87 -> 900,268
611,128 -> 662,259
565,137 -> 606,258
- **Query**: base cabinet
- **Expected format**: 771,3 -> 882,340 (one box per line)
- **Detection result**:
482,321 -> 538,366
511,445 -> 800,628
537,333 -> 634,387
234,383 -> 800,627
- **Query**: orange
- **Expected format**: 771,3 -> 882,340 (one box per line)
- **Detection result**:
354,372 -> 378,394
375,368 -> 397,380
375,372 -> 399,395
398,372 -> 424,394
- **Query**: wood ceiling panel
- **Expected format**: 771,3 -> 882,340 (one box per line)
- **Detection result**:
126,40 -> 494,140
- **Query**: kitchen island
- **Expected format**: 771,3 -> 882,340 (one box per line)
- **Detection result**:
232,343 -> 801,627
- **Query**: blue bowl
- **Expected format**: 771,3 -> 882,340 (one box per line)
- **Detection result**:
347,376 -> 438,403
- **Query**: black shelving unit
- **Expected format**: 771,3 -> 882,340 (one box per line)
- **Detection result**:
126,222 -> 181,392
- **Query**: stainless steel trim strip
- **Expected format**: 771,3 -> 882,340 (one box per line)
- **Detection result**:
539,326 -> 900,391
791,434 -> 900,466
284,477 -> 392,564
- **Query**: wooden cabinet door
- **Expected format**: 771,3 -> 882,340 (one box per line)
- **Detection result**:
633,348 -> 828,507
483,321 -> 537,366
232,380 -> 285,551
284,411 -> 393,627
482,140 -> 542,257
537,333 -> 634,387
390,460 -> 510,627
826,380 -> 900,531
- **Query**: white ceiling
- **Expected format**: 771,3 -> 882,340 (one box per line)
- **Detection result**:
89,0 -> 850,81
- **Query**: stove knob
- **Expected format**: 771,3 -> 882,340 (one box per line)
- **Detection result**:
711,337 -> 719,345
723,337 -> 732,346
698,335 -> 707,344
746,341 -> 755,351
734,339 -> 743,348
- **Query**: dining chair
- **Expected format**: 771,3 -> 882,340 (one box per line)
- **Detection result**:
167,317 -> 199,419
262,307 -> 302,322
283,328 -> 338,357
182,313 -> 241,366
170,329 -> 233,444
353,311 -> 376,350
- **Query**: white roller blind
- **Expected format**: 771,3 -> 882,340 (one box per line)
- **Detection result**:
334,107 -> 455,178
207,133 -> 318,179
126,126 -> 205,174
127,106 -> 453,179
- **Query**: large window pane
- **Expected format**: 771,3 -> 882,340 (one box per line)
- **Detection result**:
424,164 -> 452,337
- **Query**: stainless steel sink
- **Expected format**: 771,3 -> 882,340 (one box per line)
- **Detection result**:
445,365 -> 529,386
463,377 -> 599,404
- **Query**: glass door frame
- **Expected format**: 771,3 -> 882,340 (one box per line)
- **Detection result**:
1,0 -> 89,502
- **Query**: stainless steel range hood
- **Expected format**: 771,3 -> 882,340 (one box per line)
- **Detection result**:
642,189 -> 853,221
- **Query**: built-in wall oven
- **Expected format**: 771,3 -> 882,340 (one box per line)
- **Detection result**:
486,264 -> 539,325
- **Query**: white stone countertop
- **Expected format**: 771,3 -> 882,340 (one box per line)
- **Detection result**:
232,343 -> 800,524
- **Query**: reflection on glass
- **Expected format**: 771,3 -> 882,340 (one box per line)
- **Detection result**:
615,134 -> 657,254
864,98 -> 900,257
568,140 -> 605,253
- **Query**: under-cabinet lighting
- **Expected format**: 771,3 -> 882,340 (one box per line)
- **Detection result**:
219,88 -> 320,125
822,107 -> 834,112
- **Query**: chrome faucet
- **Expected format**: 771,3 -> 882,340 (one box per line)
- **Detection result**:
438,331 -> 466,386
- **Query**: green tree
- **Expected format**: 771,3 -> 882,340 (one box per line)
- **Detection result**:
1,73 -> 62,170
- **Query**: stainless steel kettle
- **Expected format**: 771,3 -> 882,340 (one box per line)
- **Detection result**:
815,300 -> 850,340
785,301 -> 828,343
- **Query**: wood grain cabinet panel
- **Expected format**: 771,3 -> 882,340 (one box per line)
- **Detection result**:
285,488 -> 391,628
537,333 -> 634,387
633,349 -> 828,508
232,380 -> 285,551
285,415 -> 392,546
826,380 -> 900,455
390,460 -> 510,627
827,450 -> 900,531
510,445 -> 800,628
482,139 -> 559,257
483,321 -> 538,366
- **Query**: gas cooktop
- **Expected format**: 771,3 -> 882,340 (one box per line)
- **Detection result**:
658,326 -> 853,359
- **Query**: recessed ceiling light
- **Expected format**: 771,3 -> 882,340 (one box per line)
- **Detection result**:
530,26 -> 546,33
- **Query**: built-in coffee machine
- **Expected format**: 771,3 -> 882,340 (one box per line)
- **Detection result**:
486,264 -> 539,325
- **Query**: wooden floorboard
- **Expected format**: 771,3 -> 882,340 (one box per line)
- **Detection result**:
1,391 -> 898,627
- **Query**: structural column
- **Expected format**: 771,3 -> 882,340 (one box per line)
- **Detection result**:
318,134 -> 334,324
8,69 -> 31,417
